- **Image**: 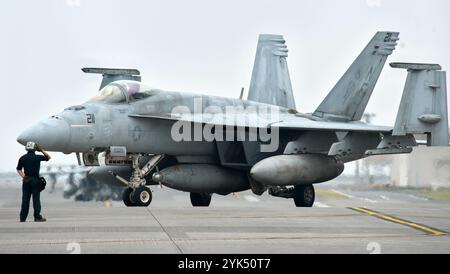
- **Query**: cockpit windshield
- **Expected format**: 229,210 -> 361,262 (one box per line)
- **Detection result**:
89,81 -> 159,103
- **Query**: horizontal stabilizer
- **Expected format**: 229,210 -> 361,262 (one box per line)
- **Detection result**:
390,62 -> 441,71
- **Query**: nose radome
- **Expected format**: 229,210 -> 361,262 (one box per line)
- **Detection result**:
17,118 -> 71,152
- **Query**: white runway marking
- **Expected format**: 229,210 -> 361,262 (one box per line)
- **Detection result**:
314,202 -> 330,208
244,195 -> 260,202
408,194 -> 428,201
380,195 -> 390,201
331,189 -> 354,199
331,189 -> 377,203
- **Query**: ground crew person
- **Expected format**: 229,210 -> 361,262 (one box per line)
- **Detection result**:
16,142 -> 51,222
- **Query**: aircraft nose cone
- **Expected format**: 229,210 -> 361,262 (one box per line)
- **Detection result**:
17,117 -> 71,151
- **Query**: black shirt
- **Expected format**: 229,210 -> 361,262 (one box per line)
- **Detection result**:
16,151 -> 49,178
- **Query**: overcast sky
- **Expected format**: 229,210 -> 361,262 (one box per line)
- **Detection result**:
0,0 -> 449,171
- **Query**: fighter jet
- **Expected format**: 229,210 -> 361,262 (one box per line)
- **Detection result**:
17,32 -> 449,207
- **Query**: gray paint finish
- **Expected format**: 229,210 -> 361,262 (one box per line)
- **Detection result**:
313,32 -> 399,122
247,34 -> 296,109
15,32 -> 449,196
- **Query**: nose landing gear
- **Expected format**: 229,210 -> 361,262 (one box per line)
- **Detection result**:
112,154 -> 164,207
132,186 -> 152,207
122,186 -> 153,207
122,188 -> 136,207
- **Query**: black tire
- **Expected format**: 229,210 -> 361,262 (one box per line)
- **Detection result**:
122,188 -> 136,207
190,193 -> 212,207
293,185 -> 315,207
132,186 -> 152,207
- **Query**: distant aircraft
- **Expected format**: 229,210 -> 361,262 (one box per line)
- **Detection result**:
41,165 -> 123,202
17,32 -> 448,207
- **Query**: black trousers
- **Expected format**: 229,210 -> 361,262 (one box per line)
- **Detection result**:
20,177 -> 41,221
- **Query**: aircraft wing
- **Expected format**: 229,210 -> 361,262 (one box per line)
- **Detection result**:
271,114 -> 392,132
272,121 -> 392,132
129,112 -> 273,128
129,112 -> 393,133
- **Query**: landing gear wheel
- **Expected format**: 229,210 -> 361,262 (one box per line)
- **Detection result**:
122,188 -> 136,207
190,193 -> 212,207
294,185 -> 315,207
132,186 -> 152,207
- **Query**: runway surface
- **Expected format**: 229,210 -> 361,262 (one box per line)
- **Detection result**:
0,182 -> 449,254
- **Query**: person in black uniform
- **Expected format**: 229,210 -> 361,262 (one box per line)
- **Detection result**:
16,142 -> 51,222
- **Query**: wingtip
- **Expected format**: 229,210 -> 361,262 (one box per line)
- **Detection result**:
390,62 -> 442,70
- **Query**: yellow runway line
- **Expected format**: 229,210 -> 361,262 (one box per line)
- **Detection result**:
349,207 -> 447,236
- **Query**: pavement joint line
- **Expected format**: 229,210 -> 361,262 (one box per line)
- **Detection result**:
0,233 -> 425,247
192,214 -> 357,219
349,207 -> 448,236
145,208 -> 184,254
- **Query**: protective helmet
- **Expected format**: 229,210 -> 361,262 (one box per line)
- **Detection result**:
25,141 -> 37,151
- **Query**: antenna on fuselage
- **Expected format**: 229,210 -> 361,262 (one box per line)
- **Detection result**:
239,87 -> 245,100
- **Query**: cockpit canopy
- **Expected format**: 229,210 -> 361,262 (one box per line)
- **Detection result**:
89,80 -> 160,103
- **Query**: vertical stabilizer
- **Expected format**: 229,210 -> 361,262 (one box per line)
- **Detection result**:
247,34 -> 296,109
313,32 -> 399,121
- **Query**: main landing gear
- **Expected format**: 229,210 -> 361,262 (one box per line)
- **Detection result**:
268,184 -> 315,207
293,185 -> 315,207
190,193 -> 212,207
112,154 -> 164,207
